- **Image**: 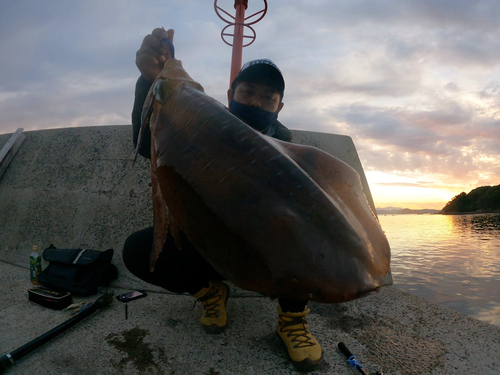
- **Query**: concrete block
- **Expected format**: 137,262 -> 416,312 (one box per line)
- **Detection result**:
0,125 -> 391,286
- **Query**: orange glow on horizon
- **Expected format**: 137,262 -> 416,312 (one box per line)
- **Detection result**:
365,171 -> 468,210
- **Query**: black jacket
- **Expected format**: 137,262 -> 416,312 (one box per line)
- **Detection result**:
132,76 -> 293,159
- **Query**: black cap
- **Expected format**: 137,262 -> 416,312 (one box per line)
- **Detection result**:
233,58 -> 285,98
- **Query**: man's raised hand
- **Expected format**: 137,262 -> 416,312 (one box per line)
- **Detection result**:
136,28 -> 175,82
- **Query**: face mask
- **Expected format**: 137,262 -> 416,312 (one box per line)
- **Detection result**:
229,100 -> 279,132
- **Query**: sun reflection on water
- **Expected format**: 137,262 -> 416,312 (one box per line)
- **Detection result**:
379,213 -> 500,327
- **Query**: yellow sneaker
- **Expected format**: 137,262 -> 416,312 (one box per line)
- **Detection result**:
193,281 -> 230,334
276,306 -> 322,372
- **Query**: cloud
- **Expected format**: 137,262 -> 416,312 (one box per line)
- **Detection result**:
376,181 -> 438,188
289,0 -> 500,31
444,82 -> 460,92
296,96 -> 499,186
1,0 -> 499,208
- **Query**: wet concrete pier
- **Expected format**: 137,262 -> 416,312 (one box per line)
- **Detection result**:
0,126 -> 498,374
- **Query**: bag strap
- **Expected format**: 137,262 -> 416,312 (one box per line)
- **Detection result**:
72,249 -> 87,264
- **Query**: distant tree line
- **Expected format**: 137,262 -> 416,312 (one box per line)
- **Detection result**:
442,185 -> 500,213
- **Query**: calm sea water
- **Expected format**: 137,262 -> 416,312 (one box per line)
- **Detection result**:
379,213 -> 500,327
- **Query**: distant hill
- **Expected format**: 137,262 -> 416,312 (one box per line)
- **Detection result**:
441,185 -> 500,214
376,207 -> 441,215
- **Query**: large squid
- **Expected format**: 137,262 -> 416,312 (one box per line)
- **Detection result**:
136,59 -> 390,303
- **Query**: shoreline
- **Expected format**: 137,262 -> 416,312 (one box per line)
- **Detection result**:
441,210 -> 500,215
378,210 -> 500,215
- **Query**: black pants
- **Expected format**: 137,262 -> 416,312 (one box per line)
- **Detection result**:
123,227 -> 307,313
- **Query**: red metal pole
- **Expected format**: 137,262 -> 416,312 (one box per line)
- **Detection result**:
215,0 -> 266,87
230,0 -> 248,85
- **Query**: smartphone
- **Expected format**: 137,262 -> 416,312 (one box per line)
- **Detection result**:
116,290 -> 148,303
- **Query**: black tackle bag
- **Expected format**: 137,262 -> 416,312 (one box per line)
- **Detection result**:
38,245 -> 118,295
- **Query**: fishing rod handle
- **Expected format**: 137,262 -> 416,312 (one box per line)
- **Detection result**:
338,342 -> 368,375
0,294 -> 111,373
0,353 -> 14,374
339,342 -> 354,357
1,303 -> 97,371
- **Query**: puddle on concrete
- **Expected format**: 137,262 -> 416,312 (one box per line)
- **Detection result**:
106,326 -> 171,374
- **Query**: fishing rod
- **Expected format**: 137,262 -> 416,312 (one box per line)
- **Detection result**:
338,342 -> 384,375
0,293 -> 113,374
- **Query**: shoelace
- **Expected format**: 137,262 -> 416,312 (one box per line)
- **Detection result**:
279,316 -> 316,348
193,287 -> 222,318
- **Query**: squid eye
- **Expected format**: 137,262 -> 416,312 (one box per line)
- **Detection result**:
153,79 -> 168,103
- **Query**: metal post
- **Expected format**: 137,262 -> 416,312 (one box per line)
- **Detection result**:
214,0 -> 267,87
230,0 -> 247,85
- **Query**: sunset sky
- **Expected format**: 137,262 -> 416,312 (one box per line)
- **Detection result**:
1,0 -> 499,210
